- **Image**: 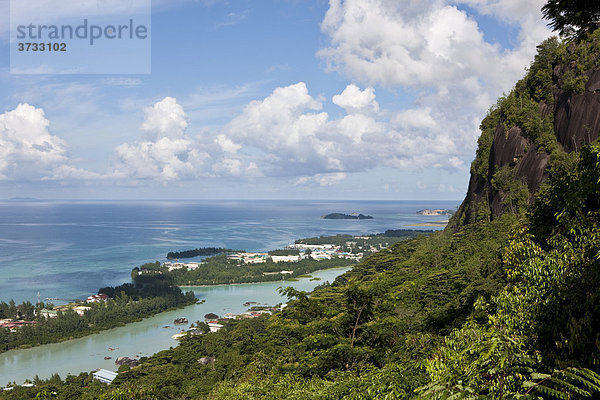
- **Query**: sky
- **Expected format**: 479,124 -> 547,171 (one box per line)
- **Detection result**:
0,0 -> 553,200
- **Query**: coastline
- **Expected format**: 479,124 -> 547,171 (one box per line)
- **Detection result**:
0,298 -> 196,357
178,265 -> 351,288
0,266 -> 352,386
406,222 -> 448,227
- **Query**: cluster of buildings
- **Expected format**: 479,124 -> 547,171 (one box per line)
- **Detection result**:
225,243 -> 365,265
222,309 -> 273,320
0,319 -> 36,331
0,309 -> 95,332
226,252 -> 272,264
86,293 -> 109,303
199,310 -> 274,334
163,262 -> 201,272
1,383 -> 34,392
159,236 -> 379,274
287,242 -> 366,261
38,293 -> 109,320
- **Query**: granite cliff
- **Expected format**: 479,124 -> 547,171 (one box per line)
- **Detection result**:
450,32 -> 600,229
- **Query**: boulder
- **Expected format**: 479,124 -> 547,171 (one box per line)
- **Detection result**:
115,356 -> 140,367
198,356 -> 215,365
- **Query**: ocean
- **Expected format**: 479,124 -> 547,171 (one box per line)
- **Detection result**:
0,200 -> 459,304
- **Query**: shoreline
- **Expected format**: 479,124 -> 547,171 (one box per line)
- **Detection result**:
406,222 -> 448,227
0,299 -> 196,357
0,267 -> 352,386
178,265 -> 351,288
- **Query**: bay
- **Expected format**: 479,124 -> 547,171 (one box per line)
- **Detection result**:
0,267 -> 348,385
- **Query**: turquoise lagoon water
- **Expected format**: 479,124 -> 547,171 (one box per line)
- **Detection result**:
0,200 -> 459,385
0,267 -> 348,385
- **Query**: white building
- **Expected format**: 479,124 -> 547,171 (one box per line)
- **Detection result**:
228,252 -> 269,264
73,306 -> 92,316
271,255 -> 301,263
86,293 -> 109,303
208,322 -> 223,332
93,369 -> 118,384
40,309 -> 58,318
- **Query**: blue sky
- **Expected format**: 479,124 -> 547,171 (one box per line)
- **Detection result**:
0,0 -> 551,200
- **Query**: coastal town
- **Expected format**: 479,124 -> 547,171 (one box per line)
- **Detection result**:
162,236 -> 389,273
0,293 -> 110,331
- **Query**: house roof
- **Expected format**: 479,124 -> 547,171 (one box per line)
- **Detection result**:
93,369 -> 118,384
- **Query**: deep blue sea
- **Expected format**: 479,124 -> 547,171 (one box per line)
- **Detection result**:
0,200 -> 459,303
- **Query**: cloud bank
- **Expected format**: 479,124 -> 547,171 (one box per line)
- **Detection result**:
1,0 -> 552,190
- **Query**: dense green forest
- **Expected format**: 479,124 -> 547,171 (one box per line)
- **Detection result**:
0,271 -> 197,355
166,248 -> 238,260
295,230 -> 431,247
3,6 -> 600,399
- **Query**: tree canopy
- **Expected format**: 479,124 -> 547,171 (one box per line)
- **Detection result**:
542,0 -> 600,38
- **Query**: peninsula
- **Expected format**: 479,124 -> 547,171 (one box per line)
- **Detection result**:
321,213 -> 373,219
155,230 -> 427,286
167,247 -> 237,260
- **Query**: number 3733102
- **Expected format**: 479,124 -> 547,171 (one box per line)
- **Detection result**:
17,42 -> 67,52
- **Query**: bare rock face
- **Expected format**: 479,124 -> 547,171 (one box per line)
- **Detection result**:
554,70 -> 600,152
490,126 -> 528,169
452,65 -> 600,227
455,125 -> 549,224
115,356 -> 140,367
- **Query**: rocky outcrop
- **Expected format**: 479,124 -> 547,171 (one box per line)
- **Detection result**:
554,69 -> 600,151
115,356 -> 140,367
488,125 -> 550,217
198,356 -> 215,365
452,60 -> 600,228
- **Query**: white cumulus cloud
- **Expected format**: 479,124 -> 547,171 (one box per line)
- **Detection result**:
140,97 -> 189,140
220,82 -> 467,181
112,97 -> 260,183
317,0 -> 552,163
332,84 -> 379,114
113,97 -> 207,182
0,103 -> 95,181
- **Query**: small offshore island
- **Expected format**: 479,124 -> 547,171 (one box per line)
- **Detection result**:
416,208 -> 454,216
321,212 -> 374,219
